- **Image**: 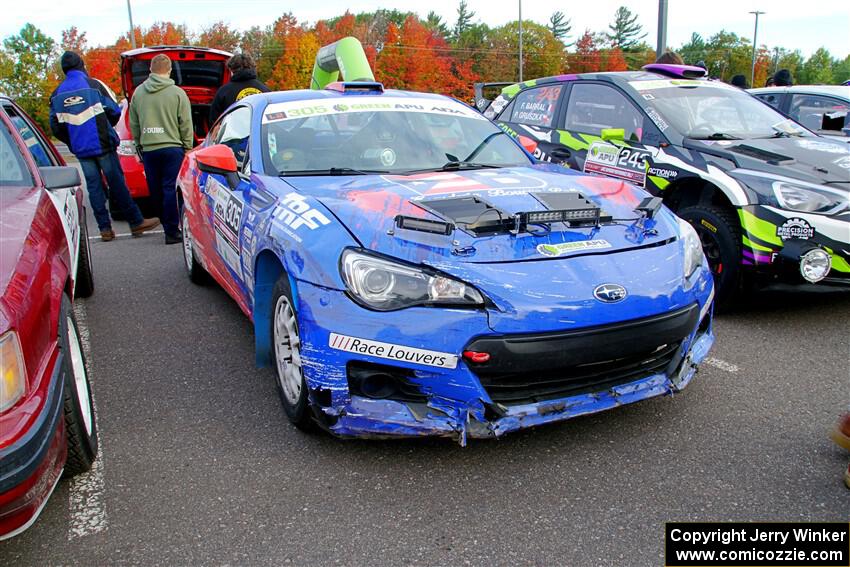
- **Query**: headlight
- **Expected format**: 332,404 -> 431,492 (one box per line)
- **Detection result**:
341,249 -> 484,311
0,331 -> 26,412
678,218 -> 704,279
117,140 -> 137,157
773,181 -> 848,215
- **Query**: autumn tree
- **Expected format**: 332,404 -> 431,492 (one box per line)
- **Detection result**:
607,7 -> 645,50
1,23 -> 58,129
376,16 -> 476,100
199,21 -> 240,52
61,26 -> 88,54
569,30 -> 601,73
602,47 -> 628,72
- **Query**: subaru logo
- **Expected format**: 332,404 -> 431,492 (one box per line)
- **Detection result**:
594,283 -> 627,303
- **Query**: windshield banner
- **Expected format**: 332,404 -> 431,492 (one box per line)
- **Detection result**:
262,97 -> 486,124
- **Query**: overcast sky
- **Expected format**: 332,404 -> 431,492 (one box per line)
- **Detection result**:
4,0 -> 849,59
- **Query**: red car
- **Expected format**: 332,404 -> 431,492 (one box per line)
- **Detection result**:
115,46 -> 232,205
0,96 -> 98,539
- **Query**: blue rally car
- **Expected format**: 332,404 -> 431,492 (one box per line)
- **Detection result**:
177,82 -> 716,443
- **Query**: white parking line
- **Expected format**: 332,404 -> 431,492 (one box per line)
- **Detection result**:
69,301 -> 108,540
88,229 -> 165,240
703,357 -> 740,373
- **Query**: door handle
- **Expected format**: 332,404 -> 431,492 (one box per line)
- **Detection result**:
551,148 -> 572,159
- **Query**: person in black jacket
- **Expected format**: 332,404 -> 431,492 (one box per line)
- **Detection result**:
209,54 -> 270,125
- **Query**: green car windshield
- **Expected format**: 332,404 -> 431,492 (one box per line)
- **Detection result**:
261,97 -> 531,176
638,82 -> 811,140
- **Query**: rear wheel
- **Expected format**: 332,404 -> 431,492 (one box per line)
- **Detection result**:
271,275 -> 314,431
59,296 -> 98,477
74,216 -> 94,298
182,208 -> 209,285
678,205 -> 742,308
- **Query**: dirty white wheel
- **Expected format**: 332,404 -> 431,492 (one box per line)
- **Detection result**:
270,276 -> 314,430
274,294 -> 302,405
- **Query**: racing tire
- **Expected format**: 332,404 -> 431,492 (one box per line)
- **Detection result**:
678,205 -> 742,309
75,216 -> 95,298
182,208 -> 210,285
59,295 -> 99,477
270,275 -> 315,431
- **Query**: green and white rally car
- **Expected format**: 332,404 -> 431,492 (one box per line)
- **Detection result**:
477,64 -> 850,305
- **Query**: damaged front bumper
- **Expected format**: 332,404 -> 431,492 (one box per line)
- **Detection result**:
320,328 -> 713,445
295,281 -> 715,445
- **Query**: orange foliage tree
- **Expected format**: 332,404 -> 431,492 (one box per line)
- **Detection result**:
568,30 -> 601,73
376,16 -> 476,101
198,21 -> 240,52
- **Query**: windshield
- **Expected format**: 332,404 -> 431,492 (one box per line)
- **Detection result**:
632,80 -> 811,140
260,97 -> 531,176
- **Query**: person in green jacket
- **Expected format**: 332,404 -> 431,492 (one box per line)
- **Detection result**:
129,54 -> 194,244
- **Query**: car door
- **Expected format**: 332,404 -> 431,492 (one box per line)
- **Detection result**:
556,82 -> 660,191
495,83 -> 568,163
193,105 -> 254,311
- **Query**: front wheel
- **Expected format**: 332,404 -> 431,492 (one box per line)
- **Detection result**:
59,296 -> 98,477
271,275 -> 314,431
182,208 -> 209,285
678,205 -> 742,308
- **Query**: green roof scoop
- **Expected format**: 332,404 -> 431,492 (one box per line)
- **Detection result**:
310,37 -> 375,90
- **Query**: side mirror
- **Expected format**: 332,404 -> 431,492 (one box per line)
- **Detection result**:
601,128 -> 626,142
39,166 -> 81,191
195,144 -> 240,189
517,135 -> 538,154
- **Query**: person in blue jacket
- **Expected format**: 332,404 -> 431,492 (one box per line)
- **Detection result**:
49,51 -> 159,241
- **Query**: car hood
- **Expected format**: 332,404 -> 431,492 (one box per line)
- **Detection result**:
280,165 -> 680,266
685,136 -> 850,185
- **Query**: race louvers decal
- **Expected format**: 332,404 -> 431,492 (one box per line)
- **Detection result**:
583,142 -> 650,186
329,333 -> 458,369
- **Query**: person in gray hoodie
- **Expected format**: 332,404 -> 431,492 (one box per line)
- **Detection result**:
129,54 -> 194,244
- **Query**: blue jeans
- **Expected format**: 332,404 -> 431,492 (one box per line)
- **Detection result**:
142,147 -> 184,236
79,151 -> 143,231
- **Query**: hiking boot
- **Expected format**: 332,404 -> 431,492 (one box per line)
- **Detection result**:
100,229 -> 115,242
165,231 -> 183,245
131,217 -> 161,237
831,413 -> 850,452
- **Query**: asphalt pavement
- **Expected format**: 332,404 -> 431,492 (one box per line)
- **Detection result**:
1,204 -> 848,566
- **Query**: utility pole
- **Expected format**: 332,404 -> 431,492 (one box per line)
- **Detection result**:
518,0 -> 523,82
656,0 -> 668,59
749,10 -> 765,86
127,0 -> 136,49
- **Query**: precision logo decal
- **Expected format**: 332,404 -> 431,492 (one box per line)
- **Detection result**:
537,239 -> 612,257
776,218 -> 815,240
329,334 -> 458,369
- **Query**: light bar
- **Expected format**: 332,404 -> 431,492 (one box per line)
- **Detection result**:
395,215 -> 454,235
522,208 -> 601,225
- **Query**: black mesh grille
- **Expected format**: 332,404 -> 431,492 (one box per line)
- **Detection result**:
466,305 -> 698,406
478,342 -> 681,404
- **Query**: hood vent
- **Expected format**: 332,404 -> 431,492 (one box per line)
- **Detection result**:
731,144 -> 795,165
